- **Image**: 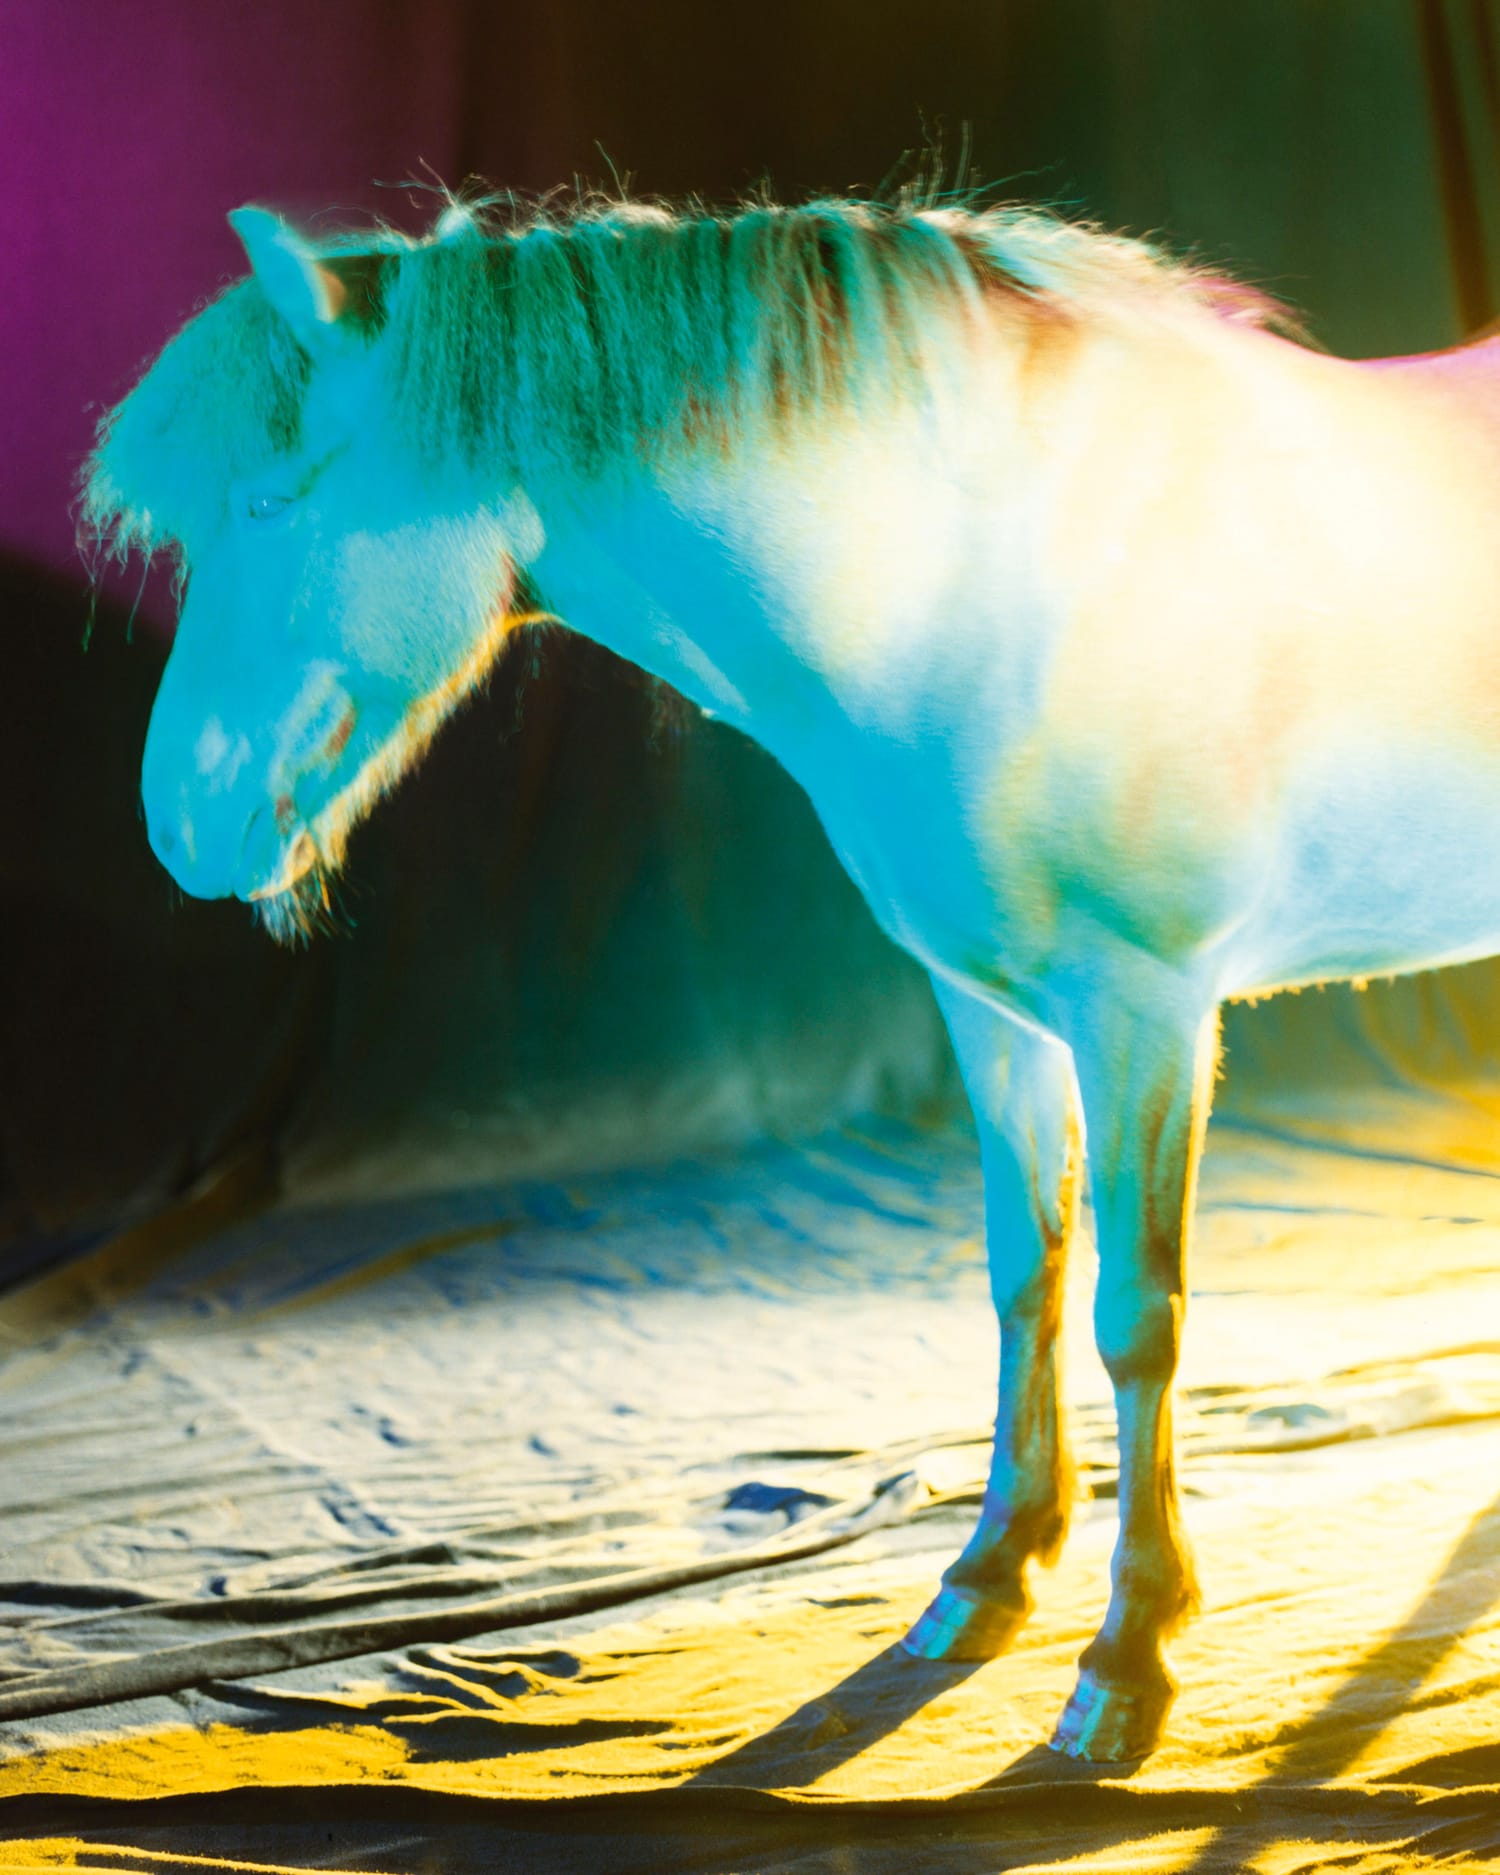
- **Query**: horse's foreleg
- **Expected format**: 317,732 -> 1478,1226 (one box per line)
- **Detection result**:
1050,982 -> 1218,1762
903,980 -> 1082,1662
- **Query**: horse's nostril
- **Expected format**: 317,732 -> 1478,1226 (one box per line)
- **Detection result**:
154,821 -> 177,857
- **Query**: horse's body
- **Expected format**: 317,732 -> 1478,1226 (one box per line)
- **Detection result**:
561,329 -> 1500,1008
84,194 -> 1500,1759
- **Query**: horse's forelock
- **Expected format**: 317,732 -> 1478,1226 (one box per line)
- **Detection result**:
80,279 -> 316,566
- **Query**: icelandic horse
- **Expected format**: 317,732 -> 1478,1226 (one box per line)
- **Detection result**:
83,194 -> 1500,1757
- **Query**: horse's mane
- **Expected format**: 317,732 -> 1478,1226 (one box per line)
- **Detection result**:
82,193 -> 1298,563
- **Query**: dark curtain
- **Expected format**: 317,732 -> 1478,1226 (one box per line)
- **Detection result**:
7,0 -> 1500,1268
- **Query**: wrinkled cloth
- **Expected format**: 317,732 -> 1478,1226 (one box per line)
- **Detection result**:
4,1096 -> 1500,1872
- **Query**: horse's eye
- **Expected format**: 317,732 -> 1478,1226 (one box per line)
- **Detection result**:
247,491 -> 297,521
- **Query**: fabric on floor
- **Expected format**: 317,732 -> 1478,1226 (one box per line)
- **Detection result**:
3,1088 -> 1500,1871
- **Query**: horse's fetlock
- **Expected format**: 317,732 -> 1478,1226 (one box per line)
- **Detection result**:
1008,1493 -> 1067,1556
1077,1629 -> 1176,1698
1171,1557 -> 1204,1628
1031,1499 -> 1071,1566
1112,1556 -> 1198,1640
963,1476 -> 1071,1581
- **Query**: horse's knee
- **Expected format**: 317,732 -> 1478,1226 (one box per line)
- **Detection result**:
1094,1289 -> 1184,1387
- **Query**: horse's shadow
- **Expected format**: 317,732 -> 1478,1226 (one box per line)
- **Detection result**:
678,1641 -> 1145,1799
684,1481 -> 1500,1827
1165,1480 -> 1500,1872
681,1639 -> 987,1792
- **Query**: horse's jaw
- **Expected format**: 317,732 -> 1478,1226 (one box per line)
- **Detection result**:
236,706 -> 429,940
240,602 -> 550,942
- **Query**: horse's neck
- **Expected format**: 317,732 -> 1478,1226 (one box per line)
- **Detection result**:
532,476 -> 840,746
533,399 -> 1022,768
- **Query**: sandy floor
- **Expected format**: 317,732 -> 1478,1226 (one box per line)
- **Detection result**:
3,1096 -> 1500,1872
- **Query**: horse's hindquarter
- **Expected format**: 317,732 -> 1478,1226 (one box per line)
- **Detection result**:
1232,336 -> 1500,992
1001,321 -> 1500,1001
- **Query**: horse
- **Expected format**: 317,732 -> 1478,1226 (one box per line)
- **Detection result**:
80,190 -> 1500,1762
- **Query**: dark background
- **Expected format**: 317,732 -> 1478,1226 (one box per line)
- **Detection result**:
6,0 -> 1500,1265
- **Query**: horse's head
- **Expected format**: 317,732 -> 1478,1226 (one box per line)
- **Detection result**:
87,208 -> 543,940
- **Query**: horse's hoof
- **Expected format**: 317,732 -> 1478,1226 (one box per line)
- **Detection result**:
900,1581 -> 1030,1661
1048,1664 -> 1173,1761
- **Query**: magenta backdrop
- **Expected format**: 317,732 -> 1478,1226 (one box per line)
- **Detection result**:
0,0 -> 467,607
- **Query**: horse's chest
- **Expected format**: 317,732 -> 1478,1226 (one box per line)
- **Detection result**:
809,770 -> 1022,991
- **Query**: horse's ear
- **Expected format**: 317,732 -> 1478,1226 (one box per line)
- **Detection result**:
228,206 -> 347,352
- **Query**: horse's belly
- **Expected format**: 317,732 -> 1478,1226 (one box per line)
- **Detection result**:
808,730 -> 1500,1019
1225,741 -> 1500,994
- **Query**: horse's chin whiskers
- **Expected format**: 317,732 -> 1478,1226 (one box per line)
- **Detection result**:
251,853 -> 349,947
245,829 -> 318,901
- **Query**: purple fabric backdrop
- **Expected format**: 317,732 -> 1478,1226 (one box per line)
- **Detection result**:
1,0 -> 464,606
